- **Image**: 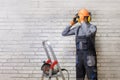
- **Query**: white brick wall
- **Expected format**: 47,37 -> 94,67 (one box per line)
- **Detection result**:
0,0 -> 120,80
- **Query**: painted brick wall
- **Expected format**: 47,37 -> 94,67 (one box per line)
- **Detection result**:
0,0 -> 120,80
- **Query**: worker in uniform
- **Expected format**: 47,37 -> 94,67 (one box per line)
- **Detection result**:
62,8 -> 98,80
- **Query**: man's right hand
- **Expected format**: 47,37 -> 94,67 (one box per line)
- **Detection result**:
70,13 -> 79,26
70,20 -> 75,26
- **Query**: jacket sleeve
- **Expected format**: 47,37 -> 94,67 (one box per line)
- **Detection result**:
90,25 -> 97,36
62,25 -> 78,36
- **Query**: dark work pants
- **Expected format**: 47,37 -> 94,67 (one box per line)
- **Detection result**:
76,50 -> 97,80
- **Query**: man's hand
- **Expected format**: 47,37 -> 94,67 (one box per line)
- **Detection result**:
70,13 -> 79,26
70,20 -> 75,26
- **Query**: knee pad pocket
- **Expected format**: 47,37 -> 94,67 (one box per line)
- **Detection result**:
87,56 -> 95,67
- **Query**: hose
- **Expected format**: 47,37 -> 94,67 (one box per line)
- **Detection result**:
61,69 -> 70,80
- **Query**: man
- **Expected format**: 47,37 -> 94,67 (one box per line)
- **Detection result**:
62,9 -> 97,80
